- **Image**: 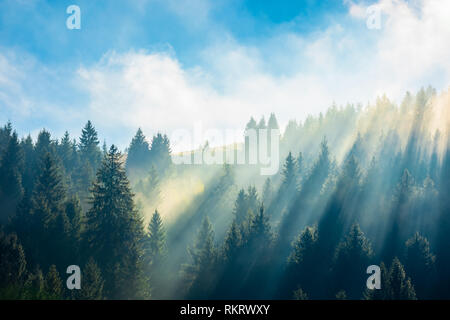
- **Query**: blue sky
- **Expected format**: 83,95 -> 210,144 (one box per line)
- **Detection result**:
0,0 -> 449,150
0,0 -> 352,65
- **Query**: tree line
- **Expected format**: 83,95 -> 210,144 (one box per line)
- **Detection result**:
1,87 -> 450,299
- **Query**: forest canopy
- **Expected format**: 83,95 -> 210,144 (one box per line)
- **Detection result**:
1,86 -> 450,300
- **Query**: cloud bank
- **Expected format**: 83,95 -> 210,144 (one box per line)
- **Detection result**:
1,0 -> 449,150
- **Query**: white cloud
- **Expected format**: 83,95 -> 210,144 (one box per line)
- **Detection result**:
75,0 -> 450,150
2,0 -> 450,151
350,0 -> 450,96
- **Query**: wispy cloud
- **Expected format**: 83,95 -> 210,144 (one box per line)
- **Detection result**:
1,0 -> 449,150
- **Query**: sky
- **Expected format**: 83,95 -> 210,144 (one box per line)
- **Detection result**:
0,0 -> 450,151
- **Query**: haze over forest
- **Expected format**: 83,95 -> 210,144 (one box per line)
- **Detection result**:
1,0 -> 450,300
1,86 -> 450,299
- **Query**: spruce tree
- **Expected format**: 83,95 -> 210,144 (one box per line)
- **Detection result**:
257,116 -> 266,130
144,210 -> 167,298
0,131 -> 24,221
0,122 -> 12,156
79,258 -> 104,300
126,128 -> 150,173
35,129 -> 55,159
246,186 -> 260,216
79,121 -> 101,168
332,223 -> 373,299
383,169 -> 416,262
44,265 -> 63,299
364,262 -> 391,300
232,189 -> 248,225
388,257 -> 417,300
293,287 -> 308,300
24,152 -> 68,269
245,117 -> 257,130
247,206 -> 272,251
281,152 -> 297,190
267,113 -> 279,130
64,195 -> 83,246
20,134 -> 36,197
22,265 -> 46,299
31,153 -> 66,227
77,121 -> 102,197
183,216 -> 217,298
145,210 -> 167,267
404,232 -> 436,298
245,117 -> 257,162
58,131 -> 74,172
85,145 -> 147,299
0,232 -> 27,288
149,133 -> 171,174
286,226 -> 318,298
223,220 -> 242,261
262,178 -> 272,206
296,152 -> 304,184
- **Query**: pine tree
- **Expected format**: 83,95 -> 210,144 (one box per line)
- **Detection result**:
35,129 -> 55,159
58,131 -> 74,172
436,139 -> 450,297
282,120 -> 298,145
149,133 -> 171,174
244,117 -> 257,163
59,196 -> 84,265
257,116 -> 266,130
64,195 -> 83,244
145,210 -> 167,267
232,189 -> 248,225
332,223 -> 373,299
335,290 -> 347,300
136,165 -> 161,204
388,257 -> 416,300
183,216 -> 217,298
144,210 -> 167,298
23,152 -> 68,269
0,232 -> 27,288
84,145 -> 147,299
44,265 -> 63,299
246,186 -> 259,216
293,287 -> 308,300
364,262 -> 391,300
0,122 -> 12,156
296,152 -> 304,184
262,178 -> 272,206
0,131 -> 24,221
383,169 -> 416,262
266,113 -> 279,158
19,135 -> 36,197
23,266 -> 46,299
247,206 -> 272,255
126,128 -> 150,173
288,226 -> 317,265
338,154 -> 360,191
281,152 -> 297,190
77,121 -> 102,197
267,113 -> 279,130
286,226 -> 318,297
404,232 -> 436,298
102,140 -> 108,156
245,117 -> 257,130
300,136 -> 331,198
32,153 -> 66,228
79,258 -> 104,300
213,220 -> 244,299
223,220 -> 242,261
79,121 -> 101,168
315,154 -> 360,271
